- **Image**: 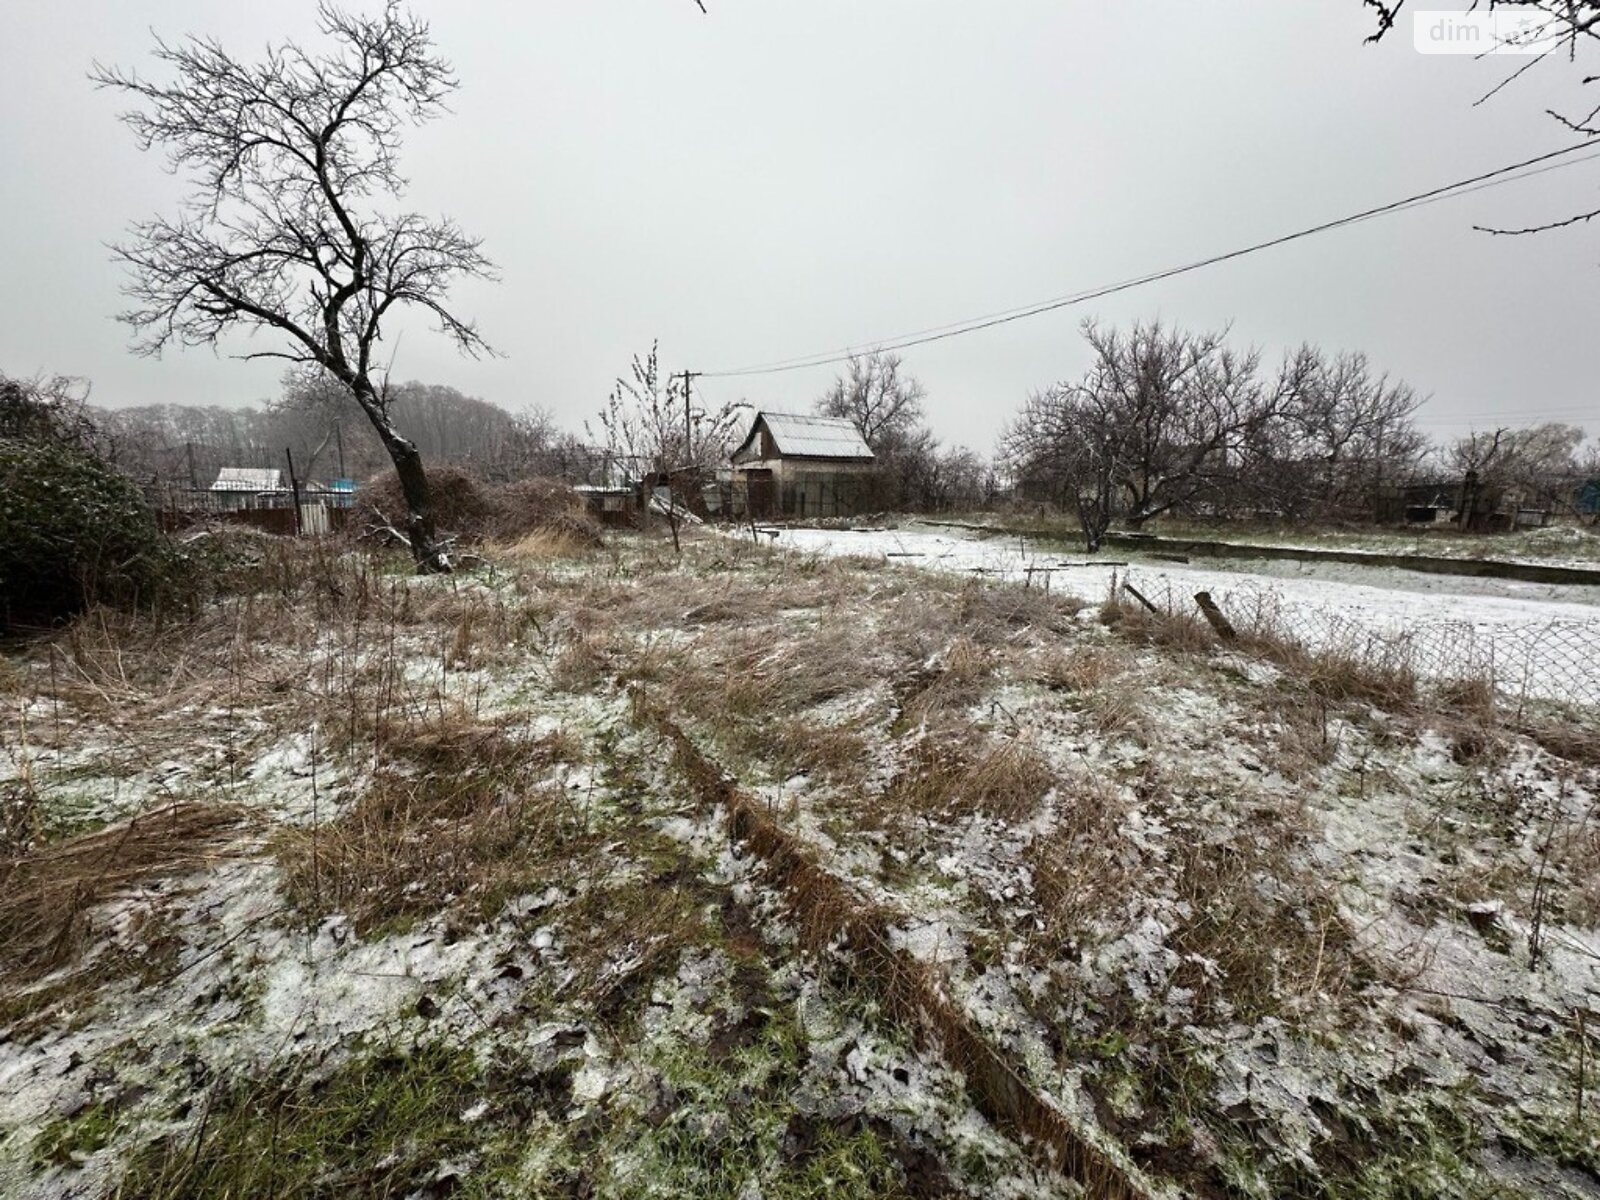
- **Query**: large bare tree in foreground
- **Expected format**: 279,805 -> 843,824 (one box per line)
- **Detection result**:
94,2 -> 495,571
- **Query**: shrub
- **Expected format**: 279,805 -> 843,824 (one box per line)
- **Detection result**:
359,465 -> 496,540
360,468 -> 602,550
491,477 -> 603,547
0,374 -> 99,448
0,437 -> 173,627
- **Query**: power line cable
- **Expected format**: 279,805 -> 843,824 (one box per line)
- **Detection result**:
700,140 -> 1600,379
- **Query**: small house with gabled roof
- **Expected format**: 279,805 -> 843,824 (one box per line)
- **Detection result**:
730,412 -> 876,519
208,467 -> 288,511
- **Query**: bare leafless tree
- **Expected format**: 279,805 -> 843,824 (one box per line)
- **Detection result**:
1450,421 -> 1587,512
1268,347 -> 1426,519
1002,383 -> 1121,550
816,351 -> 928,452
590,341 -> 746,547
92,2 -> 495,570
816,350 -> 950,510
1079,320 -> 1290,527
590,341 -> 746,479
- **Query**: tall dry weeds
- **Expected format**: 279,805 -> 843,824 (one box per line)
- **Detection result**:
0,801 -> 247,983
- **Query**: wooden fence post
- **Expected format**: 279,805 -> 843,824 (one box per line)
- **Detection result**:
1194,592 -> 1237,641
1122,582 -> 1159,614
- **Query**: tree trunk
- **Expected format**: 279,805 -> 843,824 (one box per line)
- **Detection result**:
348,374 -> 450,572
388,435 -> 449,571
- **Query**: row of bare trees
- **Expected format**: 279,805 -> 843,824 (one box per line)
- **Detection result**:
82,320 -> 1588,545
1450,422 -> 1598,516
1002,319 -> 1596,549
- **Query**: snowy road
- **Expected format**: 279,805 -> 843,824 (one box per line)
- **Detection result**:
771,524 -> 1600,705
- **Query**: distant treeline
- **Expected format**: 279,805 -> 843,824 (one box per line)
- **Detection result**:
92,380 -> 604,490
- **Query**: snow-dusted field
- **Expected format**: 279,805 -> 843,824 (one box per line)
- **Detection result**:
772,523 -> 1600,704
5,533 -> 1600,1199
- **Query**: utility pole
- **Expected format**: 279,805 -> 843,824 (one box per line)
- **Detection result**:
675,371 -> 700,469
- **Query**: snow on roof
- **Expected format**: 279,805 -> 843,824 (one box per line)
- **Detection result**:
737,412 -> 873,461
210,467 -> 284,492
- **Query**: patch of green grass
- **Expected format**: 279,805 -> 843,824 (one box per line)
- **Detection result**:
115,1041 -> 544,1199
1250,1089 -> 1517,1200
588,1001 -> 923,1200
1499,1105 -> 1600,1177
33,1098 -> 124,1168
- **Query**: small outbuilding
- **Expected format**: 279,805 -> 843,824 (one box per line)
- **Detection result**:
208,467 -> 288,511
730,412 -> 875,519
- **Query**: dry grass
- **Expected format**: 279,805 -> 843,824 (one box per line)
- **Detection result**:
636,691 -> 1158,1200
897,634 -> 995,728
1023,756 -> 1354,1026
955,579 -> 1084,638
1021,775 -> 1136,964
1166,818 -> 1354,1022
552,857 -> 714,1020
1296,645 -> 1419,708
277,709 -> 584,935
0,801 -> 247,983
1097,587 -> 1435,713
1084,680 -> 1147,741
494,526 -> 597,562
1561,826 -> 1600,927
0,775 -> 39,857
1519,716 -> 1600,768
1104,603 -> 1217,657
549,625 -> 622,694
760,716 -> 874,787
692,622 -> 881,721
879,738 -> 1056,829
1029,645 -> 1131,695
278,771 -> 569,935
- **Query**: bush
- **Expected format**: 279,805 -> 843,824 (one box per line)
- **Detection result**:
0,438 -> 173,627
359,466 -> 496,541
360,468 -> 602,549
490,477 -> 603,547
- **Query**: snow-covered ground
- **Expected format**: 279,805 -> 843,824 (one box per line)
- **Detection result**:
6,535 -> 1599,1198
771,523 -> 1600,704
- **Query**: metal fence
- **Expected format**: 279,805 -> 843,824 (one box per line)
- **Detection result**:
1207,589 -> 1600,710
144,484 -> 354,537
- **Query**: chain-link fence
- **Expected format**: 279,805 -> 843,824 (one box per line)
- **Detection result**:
1192,587 -> 1600,710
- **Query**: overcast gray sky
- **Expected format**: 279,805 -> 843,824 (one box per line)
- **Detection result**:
2,2 -> 1597,452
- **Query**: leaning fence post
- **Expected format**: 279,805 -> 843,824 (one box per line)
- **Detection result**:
1193,591 -> 1237,641
1122,582 -> 1159,614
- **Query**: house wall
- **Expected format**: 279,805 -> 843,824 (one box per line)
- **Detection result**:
770,460 -> 876,519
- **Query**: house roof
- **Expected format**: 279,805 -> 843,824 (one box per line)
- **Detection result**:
210,467 -> 284,492
734,412 -> 873,461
